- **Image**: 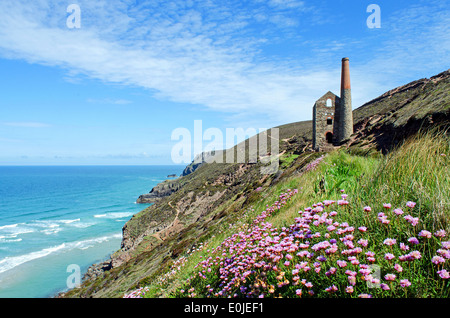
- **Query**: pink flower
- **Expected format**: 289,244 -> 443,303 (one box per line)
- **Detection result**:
363,206 -> 371,212
410,250 -> 422,260
337,260 -> 347,268
345,286 -> 354,293
400,242 -> 410,251
358,226 -> 367,232
384,273 -> 396,281
358,294 -> 372,298
418,230 -> 432,238
406,201 -> 416,208
434,230 -> 447,238
383,203 -> 391,209
383,238 -> 397,246
325,285 -> 338,293
399,279 -> 411,287
408,237 -> 419,245
432,256 -> 445,265
394,263 -> 403,272
296,289 -> 302,296
380,283 -> 390,291
393,208 -> 404,216
357,239 -> 368,247
437,269 -> 449,279
384,253 -> 395,261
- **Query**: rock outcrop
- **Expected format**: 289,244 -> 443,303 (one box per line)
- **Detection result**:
136,180 -> 182,203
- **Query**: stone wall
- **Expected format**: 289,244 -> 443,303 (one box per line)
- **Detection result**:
312,91 -> 340,151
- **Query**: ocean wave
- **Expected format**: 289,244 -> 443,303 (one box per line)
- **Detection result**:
93,212 -> 133,219
0,223 -> 34,238
0,233 -> 122,274
0,219 -> 94,238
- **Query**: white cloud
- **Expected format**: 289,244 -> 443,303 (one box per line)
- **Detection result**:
0,0 -> 448,130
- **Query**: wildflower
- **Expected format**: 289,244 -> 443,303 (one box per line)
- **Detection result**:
432,256 -> 445,265
437,269 -> 449,279
358,294 -> 372,298
296,289 -> 302,296
442,241 -> 450,249
437,249 -> 450,259
383,203 -> 391,209
384,274 -> 396,281
418,230 -> 432,239
399,279 -> 411,287
394,263 -> 403,272
380,283 -> 390,291
348,276 -> 356,286
349,256 -> 360,265
325,267 -> 337,276
384,253 -> 395,261
378,215 -> 390,224
410,250 -> 422,260
408,237 -> 419,245
357,239 -> 368,247
406,201 -> 416,208
345,286 -> 354,293
358,226 -> 367,232
325,285 -> 338,293
404,215 -> 419,226
393,208 -> 404,216
434,230 -> 447,238
383,238 -> 397,246
337,260 -> 347,268
400,242 -> 409,251
363,206 -> 371,212
305,282 -> 313,288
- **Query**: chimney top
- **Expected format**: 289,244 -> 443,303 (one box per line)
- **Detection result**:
342,57 -> 349,61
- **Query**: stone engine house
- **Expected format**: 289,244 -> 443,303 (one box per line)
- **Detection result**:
312,57 -> 353,151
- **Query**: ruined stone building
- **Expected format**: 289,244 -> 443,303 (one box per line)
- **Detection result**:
312,58 -> 354,151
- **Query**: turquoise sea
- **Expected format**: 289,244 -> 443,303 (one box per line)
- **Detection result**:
0,165 -> 184,298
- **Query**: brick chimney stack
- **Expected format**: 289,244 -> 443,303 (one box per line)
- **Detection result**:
338,57 -> 353,143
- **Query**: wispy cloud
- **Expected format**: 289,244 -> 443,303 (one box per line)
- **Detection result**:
2,122 -> 51,128
0,0 -> 448,129
86,98 -> 132,105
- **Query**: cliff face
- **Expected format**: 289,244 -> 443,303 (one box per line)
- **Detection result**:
62,69 -> 450,298
136,180 -> 182,203
349,69 -> 450,154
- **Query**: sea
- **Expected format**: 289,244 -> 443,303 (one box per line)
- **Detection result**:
0,165 -> 184,298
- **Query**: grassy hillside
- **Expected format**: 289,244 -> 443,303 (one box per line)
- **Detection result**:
62,69 -> 450,298
128,130 -> 449,298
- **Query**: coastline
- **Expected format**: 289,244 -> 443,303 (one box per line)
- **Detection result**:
55,169 -> 185,298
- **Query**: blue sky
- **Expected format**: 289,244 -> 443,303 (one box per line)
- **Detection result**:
0,0 -> 449,165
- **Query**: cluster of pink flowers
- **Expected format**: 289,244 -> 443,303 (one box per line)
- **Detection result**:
123,287 -> 150,298
124,181 -> 449,299
177,190 -> 449,298
304,155 -> 325,173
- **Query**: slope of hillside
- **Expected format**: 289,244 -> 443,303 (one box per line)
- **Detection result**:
61,69 -> 450,298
